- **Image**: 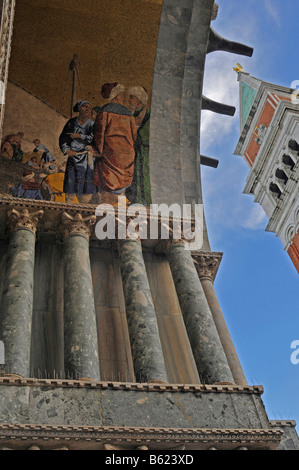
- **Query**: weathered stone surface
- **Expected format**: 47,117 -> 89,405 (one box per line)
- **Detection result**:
270,421 -> 299,450
118,238 -> 168,383
0,228 -> 36,376
165,241 -> 234,384
63,234 -> 100,381
0,382 -> 270,430
29,386 -> 65,424
0,385 -> 30,424
150,0 -> 214,212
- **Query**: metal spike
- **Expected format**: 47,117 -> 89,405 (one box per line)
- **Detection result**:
208,27 -> 254,56
200,155 -> 219,168
202,95 -> 236,116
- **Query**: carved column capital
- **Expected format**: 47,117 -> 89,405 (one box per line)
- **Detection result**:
6,208 -> 44,234
192,251 -> 223,282
60,212 -> 96,241
115,212 -> 144,243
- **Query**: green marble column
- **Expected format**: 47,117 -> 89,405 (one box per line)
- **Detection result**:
0,208 -> 43,377
118,237 -> 168,383
164,240 -> 234,384
61,212 -> 100,381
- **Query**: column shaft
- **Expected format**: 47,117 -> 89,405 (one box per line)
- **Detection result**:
118,238 -> 168,383
200,277 -> 247,385
166,242 -> 234,384
0,228 -> 36,376
63,233 -> 100,380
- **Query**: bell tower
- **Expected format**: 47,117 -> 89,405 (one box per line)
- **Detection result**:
234,70 -> 299,273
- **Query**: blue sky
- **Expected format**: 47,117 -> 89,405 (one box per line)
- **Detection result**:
200,0 -> 299,429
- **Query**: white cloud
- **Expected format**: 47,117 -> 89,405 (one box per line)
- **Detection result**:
240,204 -> 268,230
264,0 -> 281,28
200,0 -> 265,151
199,2 -> 270,235
201,53 -> 240,150
201,156 -> 267,234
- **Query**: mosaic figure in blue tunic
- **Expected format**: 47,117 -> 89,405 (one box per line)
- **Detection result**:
59,100 -> 97,203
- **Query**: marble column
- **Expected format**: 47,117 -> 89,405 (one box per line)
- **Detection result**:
118,236 -> 168,383
61,212 -> 100,381
0,208 -> 44,376
194,252 -> 247,386
163,240 -> 234,384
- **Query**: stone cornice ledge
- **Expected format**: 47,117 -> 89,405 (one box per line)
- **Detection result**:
0,195 -> 197,245
270,420 -> 297,428
0,194 -> 104,215
0,376 -> 264,395
0,423 -> 283,451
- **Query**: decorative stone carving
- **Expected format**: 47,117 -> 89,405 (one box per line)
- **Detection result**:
6,208 -> 44,234
0,375 -> 265,392
254,124 -> 268,145
60,212 -> 96,240
192,251 -> 223,282
285,224 -> 295,246
0,422 -> 283,451
115,213 -> 144,242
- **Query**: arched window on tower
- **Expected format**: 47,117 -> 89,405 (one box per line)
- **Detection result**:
282,153 -> 295,170
269,182 -> 282,198
275,168 -> 288,184
288,139 -> 299,154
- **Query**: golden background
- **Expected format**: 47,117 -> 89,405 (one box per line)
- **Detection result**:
9,0 -> 163,116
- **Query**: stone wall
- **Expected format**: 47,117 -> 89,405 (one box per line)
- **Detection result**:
0,379 -> 271,431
